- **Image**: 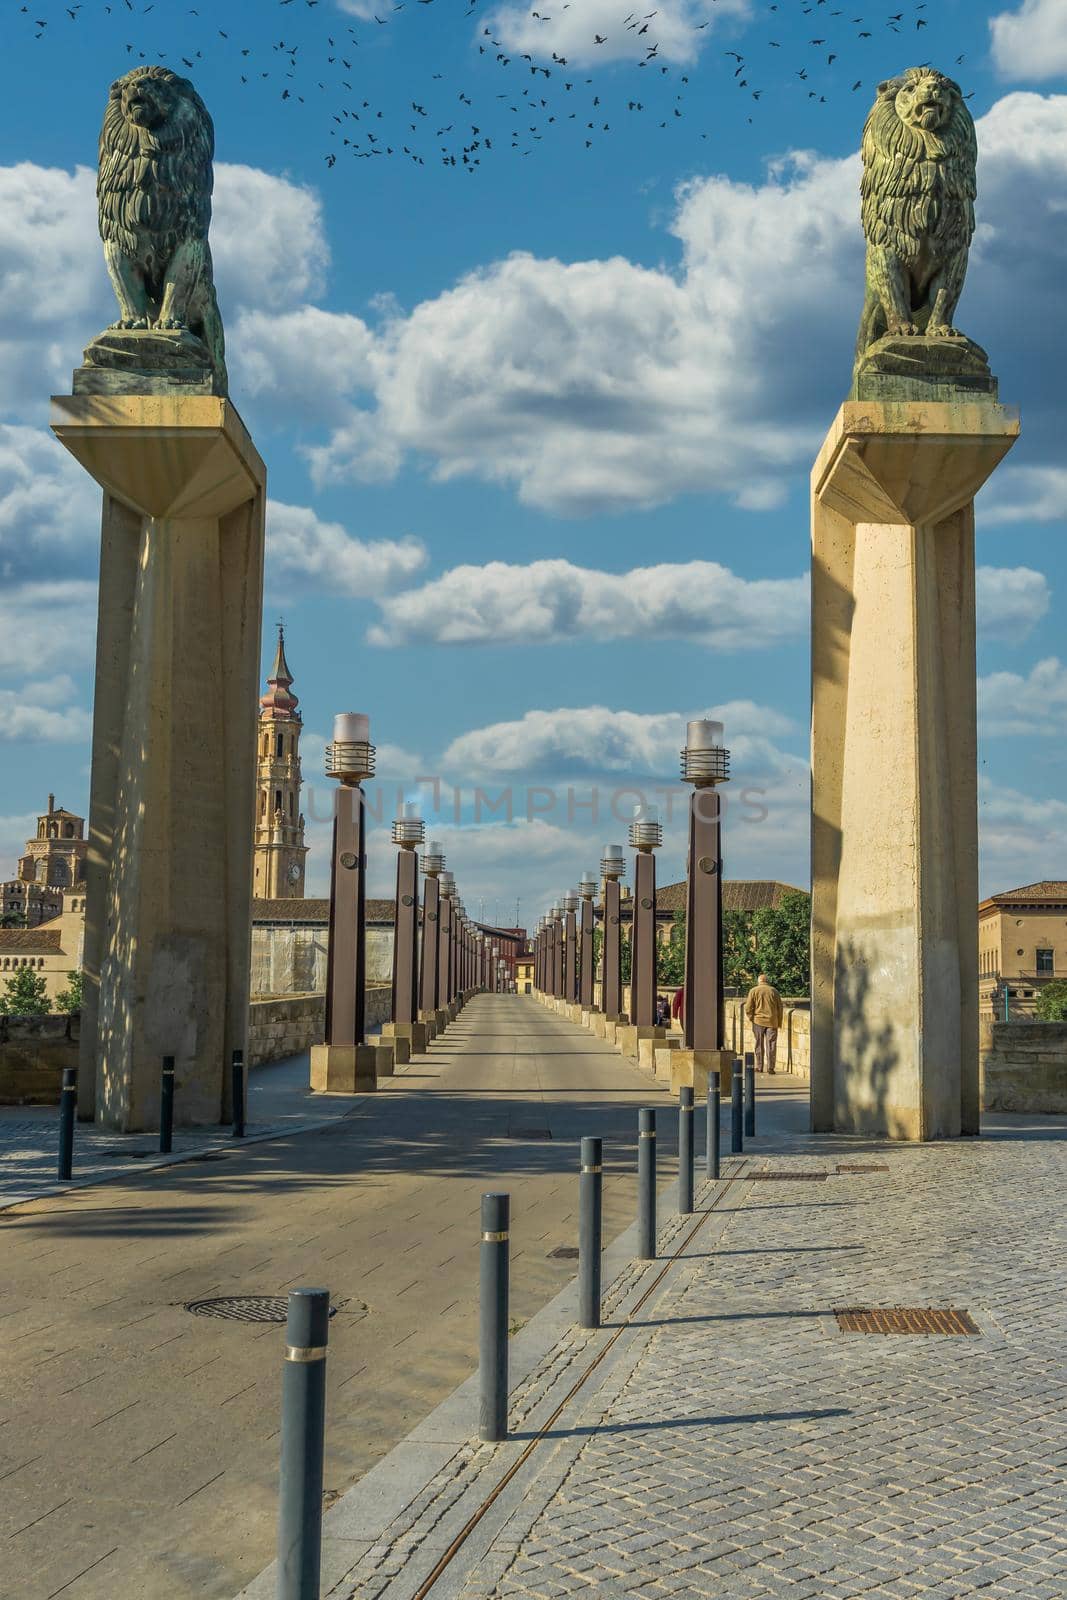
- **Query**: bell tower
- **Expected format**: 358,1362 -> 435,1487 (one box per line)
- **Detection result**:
253,623 -> 308,899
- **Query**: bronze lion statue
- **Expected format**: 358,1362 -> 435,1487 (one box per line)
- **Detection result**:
97,66 -> 227,391
855,67 -> 977,366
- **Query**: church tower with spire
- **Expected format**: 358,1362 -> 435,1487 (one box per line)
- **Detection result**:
253,624 -> 308,899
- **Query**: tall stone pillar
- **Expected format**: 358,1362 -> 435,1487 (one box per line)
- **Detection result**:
601,847 -> 626,1022
52,395 -> 265,1130
384,808 -> 427,1059
438,873 -> 455,1009
628,809 -> 661,1030
578,876 -> 596,1010
419,841 -> 444,1021
812,399 -> 1018,1138
563,890 -> 578,1003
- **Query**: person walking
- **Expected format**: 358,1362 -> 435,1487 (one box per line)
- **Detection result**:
744,972 -> 784,1074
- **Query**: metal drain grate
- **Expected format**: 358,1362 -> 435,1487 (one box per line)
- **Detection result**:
186,1295 -> 291,1323
749,1171 -> 827,1181
834,1307 -> 979,1336
510,1128 -> 552,1140
836,1163 -> 889,1174
548,1246 -> 579,1260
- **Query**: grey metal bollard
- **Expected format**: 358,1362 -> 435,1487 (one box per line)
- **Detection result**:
159,1056 -> 175,1154
638,1107 -> 657,1260
277,1287 -> 330,1600
232,1049 -> 245,1139
731,1059 -> 743,1154
678,1087 -> 694,1215
58,1067 -> 76,1181
706,1083 -> 720,1181
745,1061 -> 756,1139
579,1137 -> 603,1329
480,1193 -> 510,1441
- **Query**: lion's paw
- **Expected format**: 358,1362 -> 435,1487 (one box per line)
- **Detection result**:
112,317 -> 149,331
888,321 -> 920,337
928,324 -> 961,339
154,317 -> 186,332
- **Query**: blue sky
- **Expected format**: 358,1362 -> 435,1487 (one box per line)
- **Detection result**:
1,0 -> 1065,924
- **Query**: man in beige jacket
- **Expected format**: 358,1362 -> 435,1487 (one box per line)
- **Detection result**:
744,972 -> 784,1074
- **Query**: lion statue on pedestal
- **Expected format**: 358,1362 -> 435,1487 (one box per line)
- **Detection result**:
855,67 -> 977,368
97,65 -> 227,392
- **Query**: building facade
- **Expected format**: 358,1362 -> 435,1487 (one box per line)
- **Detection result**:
253,626 -> 308,900
1,797 -> 87,928
0,890 -> 86,1002
978,881 -> 1067,1018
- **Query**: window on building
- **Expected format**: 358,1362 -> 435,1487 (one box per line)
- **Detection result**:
1037,948 -> 1054,976
260,791 -> 267,818
277,733 -> 284,757
289,793 -> 295,818
275,790 -> 282,812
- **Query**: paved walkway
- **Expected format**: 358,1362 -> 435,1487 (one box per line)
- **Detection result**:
0,996 -> 685,1600
243,1003 -> 1067,1600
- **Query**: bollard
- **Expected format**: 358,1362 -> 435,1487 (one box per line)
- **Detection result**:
277,1287 -> 330,1600
731,1059 -> 743,1154
678,1087 -> 694,1215
231,1049 -> 245,1139
159,1056 -> 175,1154
579,1137 -> 603,1329
638,1107 -> 657,1260
58,1066 -> 76,1181
745,1060 -> 755,1139
480,1193 -> 510,1441
706,1083 -> 720,1181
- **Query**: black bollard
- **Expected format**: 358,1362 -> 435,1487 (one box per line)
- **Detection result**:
231,1049 -> 245,1139
479,1193 -> 510,1441
638,1107 -> 657,1260
706,1083 -> 720,1181
731,1059 -> 743,1154
58,1066 -> 76,1181
159,1056 -> 175,1154
678,1087 -> 694,1215
745,1060 -> 756,1139
277,1287 -> 330,1600
579,1137 -> 603,1329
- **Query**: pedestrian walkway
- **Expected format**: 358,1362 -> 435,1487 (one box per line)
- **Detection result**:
249,1004 -> 1067,1600
0,995 -> 686,1600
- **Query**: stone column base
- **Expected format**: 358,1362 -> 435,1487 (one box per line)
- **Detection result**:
418,1013 -> 438,1040
667,1048 -> 736,1098
384,1020 -> 430,1055
310,1043 -> 390,1093
615,1025 -> 664,1061
642,1034 -> 679,1073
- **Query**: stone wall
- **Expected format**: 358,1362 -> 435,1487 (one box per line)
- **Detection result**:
980,1022 -> 1067,1114
0,1014 -> 79,1104
247,985 -> 393,1068
724,996 -> 811,1077
250,925 -> 397,997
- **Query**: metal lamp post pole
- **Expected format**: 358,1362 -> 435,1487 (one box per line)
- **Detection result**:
563,889 -> 578,1004
391,805 -> 424,1038
629,807 -> 663,1030
601,846 -> 626,1022
419,840 -> 445,1020
681,721 -> 731,1054
438,871 -> 455,1011
578,874 -> 597,1010
323,714 -> 375,1050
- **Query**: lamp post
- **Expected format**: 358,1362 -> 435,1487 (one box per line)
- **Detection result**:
386,803 -> 426,1060
550,903 -> 563,1000
600,845 -> 627,1024
628,805 -> 662,1031
419,839 -> 445,1028
311,714 -> 384,1092
453,900 -> 464,1004
563,889 -> 579,1006
439,871 -> 455,1015
578,874 -> 597,1011
681,721 -> 730,1059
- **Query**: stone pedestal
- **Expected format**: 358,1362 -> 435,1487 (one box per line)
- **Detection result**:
51,395 -> 265,1131
311,1041 -> 393,1092
615,1024 -> 663,1062
812,397 -> 1018,1140
384,1020 -> 429,1055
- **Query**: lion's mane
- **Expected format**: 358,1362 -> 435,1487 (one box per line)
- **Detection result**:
97,66 -> 214,270
860,69 -> 976,266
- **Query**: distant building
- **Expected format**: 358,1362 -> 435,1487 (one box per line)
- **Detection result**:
0,889 -> 86,1002
978,880 -> 1067,1018
253,625 -> 308,900
601,878 -> 806,946
1,796 -> 87,928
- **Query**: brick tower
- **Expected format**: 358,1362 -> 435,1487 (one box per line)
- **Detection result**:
253,624 -> 308,899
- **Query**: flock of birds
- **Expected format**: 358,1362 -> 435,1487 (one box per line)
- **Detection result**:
13,0 -> 959,173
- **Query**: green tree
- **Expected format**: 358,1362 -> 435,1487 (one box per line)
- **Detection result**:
55,970 -> 83,1014
620,927 -> 632,985
723,908 -> 758,990
657,910 -> 686,986
0,966 -> 50,1016
0,910 -> 27,928
1035,980 -> 1067,1022
751,891 -> 811,997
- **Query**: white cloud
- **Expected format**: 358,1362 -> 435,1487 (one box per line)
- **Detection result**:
266,500 -> 427,598
0,676 -> 90,743
0,812 -> 37,876
0,580 -> 98,677
0,424 -> 99,581
212,165 -> 329,312
990,0 -> 1067,81
980,464 -> 1067,524
368,558 -> 806,649
484,0 -> 750,69
979,776 -> 1067,894
975,565 -> 1051,640
979,656 -> 1067,734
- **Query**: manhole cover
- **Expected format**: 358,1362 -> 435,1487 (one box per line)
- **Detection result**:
185,1295 -> 291,1323
836,1163 -> 889,1174
749,1171 -> 827,1181
834,1307 -> 979,1336
548,1246 -> 579,1260
510,1128 -> 552,1140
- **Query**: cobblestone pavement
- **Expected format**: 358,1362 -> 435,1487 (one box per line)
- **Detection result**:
330,1072 -> 1067,1600
0,996 -> 684,1600
0,1052 -> 369,1207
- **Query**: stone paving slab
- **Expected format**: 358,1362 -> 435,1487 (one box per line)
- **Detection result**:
308,1026 -> 1067,1600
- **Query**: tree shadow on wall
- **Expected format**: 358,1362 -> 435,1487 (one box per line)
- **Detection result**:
834,937 -> 904,1139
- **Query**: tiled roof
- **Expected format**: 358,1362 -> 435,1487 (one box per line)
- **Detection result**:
0,928 -> 62,952
252,897 -> 397,924
981,881 -> 1067,910
623,880 -> 806,917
